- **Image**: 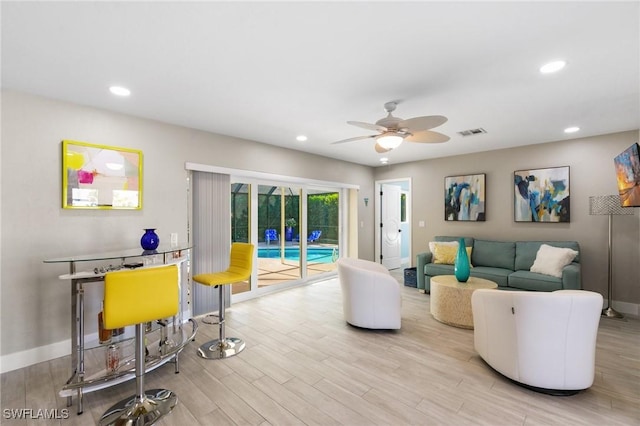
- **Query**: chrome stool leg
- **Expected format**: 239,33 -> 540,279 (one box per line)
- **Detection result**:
197,285 -> 245,359
99,324 -> 178,425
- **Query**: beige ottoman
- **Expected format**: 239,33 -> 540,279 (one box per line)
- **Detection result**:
430,275 -> 498,329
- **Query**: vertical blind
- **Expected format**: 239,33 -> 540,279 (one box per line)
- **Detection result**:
191,171 -> 231,316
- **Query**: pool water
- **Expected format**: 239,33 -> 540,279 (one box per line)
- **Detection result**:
258,247 -> 338,263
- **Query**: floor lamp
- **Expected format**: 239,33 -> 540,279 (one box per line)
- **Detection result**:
589,195 -> 633,318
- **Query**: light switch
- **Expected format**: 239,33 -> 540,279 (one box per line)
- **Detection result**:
418,221 -> 425,227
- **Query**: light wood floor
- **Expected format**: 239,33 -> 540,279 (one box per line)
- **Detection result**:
2,275 -> 639,425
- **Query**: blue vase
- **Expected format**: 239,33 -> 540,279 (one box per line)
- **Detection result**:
454,238 -> 470,282
140,229 -> 160,250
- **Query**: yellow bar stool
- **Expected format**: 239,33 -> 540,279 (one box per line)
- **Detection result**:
193,242 -> 254,359
99,265 -> 180,426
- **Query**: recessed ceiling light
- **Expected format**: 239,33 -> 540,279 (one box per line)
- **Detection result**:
540,60 -> 566,74
296,135 -> 308,142
564,126 -> 580,133
109,86 -> 131,96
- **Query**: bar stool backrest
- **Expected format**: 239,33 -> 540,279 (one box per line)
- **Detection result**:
104,265 -> 179,330
227,242 -> 254,281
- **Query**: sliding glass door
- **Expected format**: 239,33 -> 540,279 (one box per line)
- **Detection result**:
256,184 -> 301,289
305,188 -> 339,277
230,180 -> 342,299
230,182 -> 250,294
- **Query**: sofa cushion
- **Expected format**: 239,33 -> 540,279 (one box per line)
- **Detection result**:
508,270 -> 563,291
530,244 -> 579,278
515,241 -> 580,271
472,240 -> 516,270
469,266 -> 511,288
435,236 -> 474,247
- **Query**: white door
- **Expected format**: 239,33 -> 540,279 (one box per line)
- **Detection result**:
381,184 -> 402,269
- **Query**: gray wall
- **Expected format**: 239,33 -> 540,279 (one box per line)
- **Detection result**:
375,130 -> 640,305
2,89 -> 638,365
0,90 -> 375,358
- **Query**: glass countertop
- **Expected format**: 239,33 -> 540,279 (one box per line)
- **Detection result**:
44,243 -> 192,263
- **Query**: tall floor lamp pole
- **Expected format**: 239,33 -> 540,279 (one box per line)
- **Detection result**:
589,195 -> 633,318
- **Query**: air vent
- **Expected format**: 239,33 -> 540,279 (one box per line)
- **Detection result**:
457,128 -> 487,137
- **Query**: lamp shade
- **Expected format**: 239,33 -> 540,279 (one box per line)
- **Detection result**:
376,133 -> 404,150
589,195 -> 633,216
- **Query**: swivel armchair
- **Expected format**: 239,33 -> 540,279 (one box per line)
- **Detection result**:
336,257 -> 401,329
472,289 -> 602,394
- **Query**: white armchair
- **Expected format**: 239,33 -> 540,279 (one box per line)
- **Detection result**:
471,289 -> 603,394
336,258 -> 401,329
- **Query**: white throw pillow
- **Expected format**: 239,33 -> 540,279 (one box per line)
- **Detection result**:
530,244 -> 578,278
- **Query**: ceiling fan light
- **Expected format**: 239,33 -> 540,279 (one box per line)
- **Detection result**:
377,133 -> 403,150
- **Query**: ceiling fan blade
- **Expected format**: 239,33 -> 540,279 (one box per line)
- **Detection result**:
404,130 -> 450,144
398,115 -> 448,132
332,135 -> 377,145
374,143 -> 391,153
347,121 -> 387,132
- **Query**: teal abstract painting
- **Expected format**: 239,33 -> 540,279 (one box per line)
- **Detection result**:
514,166 -> 570,222
445,173 -> 486,221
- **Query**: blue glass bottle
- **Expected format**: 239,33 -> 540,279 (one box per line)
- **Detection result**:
454,238 -> 470,282
140,229 -> 160,250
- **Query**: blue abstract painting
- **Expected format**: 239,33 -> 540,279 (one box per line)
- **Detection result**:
445,173 -> 486,221
514,166 -> 570,222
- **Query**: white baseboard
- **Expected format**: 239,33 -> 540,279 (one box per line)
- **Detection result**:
0,339 -> 71,374
612,300 -> 640,317
0,314 -> 194,374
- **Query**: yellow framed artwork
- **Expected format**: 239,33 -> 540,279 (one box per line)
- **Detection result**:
62,140 -> 143,209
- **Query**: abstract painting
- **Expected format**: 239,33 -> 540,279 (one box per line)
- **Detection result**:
514,166 -> 569,222
613,142 -> 640,207
445,173 -> 485,221
62,140 -> 143,209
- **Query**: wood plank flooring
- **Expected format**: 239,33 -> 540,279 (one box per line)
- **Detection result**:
2,275 -> 639,425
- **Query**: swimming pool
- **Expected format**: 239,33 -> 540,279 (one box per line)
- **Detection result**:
258,247 -> 338,263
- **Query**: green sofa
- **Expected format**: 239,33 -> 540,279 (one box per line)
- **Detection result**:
415,236 -> 581,293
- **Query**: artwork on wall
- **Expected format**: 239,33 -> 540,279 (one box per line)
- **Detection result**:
444,173 -> 486,221
62,140 -> 143,209
514,166 -> 569,222
613,142 -> 640,207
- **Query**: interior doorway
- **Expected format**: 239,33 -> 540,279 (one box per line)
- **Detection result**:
375,178 -> 411,270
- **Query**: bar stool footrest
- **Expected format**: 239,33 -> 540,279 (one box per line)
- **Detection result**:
197,337 -> 245,359
99,388 -> 178,426
201,313 -> 220,325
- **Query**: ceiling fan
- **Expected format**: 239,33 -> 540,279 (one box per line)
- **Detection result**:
333,101 -> 449,153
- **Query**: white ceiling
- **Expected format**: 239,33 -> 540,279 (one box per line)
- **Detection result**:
2,1 -> 639,167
